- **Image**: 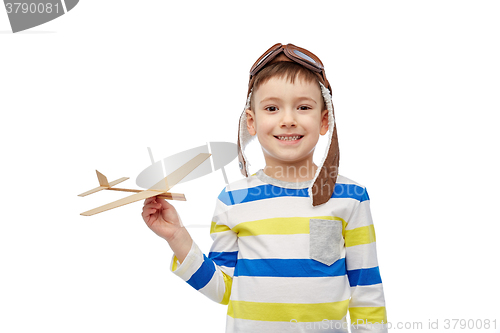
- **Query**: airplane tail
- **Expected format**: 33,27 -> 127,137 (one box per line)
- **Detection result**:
78,171 -> 129,197
96,170 -> 110,187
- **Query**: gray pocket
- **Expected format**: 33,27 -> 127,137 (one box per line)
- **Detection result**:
309,219 -> 342,266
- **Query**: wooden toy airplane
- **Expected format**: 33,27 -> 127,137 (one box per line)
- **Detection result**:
78,153 -> 211,216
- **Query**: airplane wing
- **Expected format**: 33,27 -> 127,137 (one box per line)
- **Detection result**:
80,153 -> 211,216
80,190 -> 162,216
78,186 -> 107,197
109,177 -> 130,187
149,153 -> 211,191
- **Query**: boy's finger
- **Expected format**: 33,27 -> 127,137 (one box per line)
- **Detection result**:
142,207 -> 158,217
144,197 -> 158,205
143,202 -> 161,212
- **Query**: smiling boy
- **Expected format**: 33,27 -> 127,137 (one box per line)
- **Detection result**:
245,68 -> 329,182
142,43 -> 388,332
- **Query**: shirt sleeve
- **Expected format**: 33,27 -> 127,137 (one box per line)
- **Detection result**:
345,187 -> 388,332
169,188 -> 237,305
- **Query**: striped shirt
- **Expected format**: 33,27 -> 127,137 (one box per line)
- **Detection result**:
171,170 -> 387,332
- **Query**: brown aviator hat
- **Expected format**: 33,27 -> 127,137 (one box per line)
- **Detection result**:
237,43 -> 340,206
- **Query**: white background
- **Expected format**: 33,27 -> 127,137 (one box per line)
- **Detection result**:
1,1 -> 499,332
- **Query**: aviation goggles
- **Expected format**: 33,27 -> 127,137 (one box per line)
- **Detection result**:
248,43 -> 331,95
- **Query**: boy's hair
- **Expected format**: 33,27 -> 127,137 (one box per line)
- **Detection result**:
249,61 -> 325,111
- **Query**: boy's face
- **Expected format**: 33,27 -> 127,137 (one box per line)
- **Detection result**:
246,76 -> 329,172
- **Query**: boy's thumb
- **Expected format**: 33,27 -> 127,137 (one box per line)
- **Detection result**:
159,198 -> 173,209
157,198 -> 172,215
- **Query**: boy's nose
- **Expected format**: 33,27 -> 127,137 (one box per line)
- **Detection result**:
279,109 -> 297,127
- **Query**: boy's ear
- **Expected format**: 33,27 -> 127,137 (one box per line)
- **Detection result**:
320,109 -> 329,135
246,109 -> 257,136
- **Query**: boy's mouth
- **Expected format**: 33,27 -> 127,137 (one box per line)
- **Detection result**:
274,135 -> 304,142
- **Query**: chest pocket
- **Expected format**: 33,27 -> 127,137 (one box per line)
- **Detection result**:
309,219 -> 343,266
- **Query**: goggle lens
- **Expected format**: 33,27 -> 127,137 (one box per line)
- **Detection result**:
292,49 -> 317,65
255,50 -> 274,68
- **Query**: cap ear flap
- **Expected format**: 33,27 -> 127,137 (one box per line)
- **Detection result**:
237,144 -> 248,177
310,82 -> 339,207
238,91 -> 255,178
312,123 -> 339,206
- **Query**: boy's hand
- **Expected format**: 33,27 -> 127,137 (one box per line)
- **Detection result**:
142,197 -> 193,263
142,197 -> 183,242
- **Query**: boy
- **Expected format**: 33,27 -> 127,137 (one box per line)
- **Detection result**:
142,43 -> 388,332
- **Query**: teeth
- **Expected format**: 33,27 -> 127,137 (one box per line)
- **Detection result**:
277,136 -> 301,141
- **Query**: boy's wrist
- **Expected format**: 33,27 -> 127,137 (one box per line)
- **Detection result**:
166,227 -> 193,264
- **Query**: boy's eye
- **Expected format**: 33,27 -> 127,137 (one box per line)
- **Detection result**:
265,106 -> 278,112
